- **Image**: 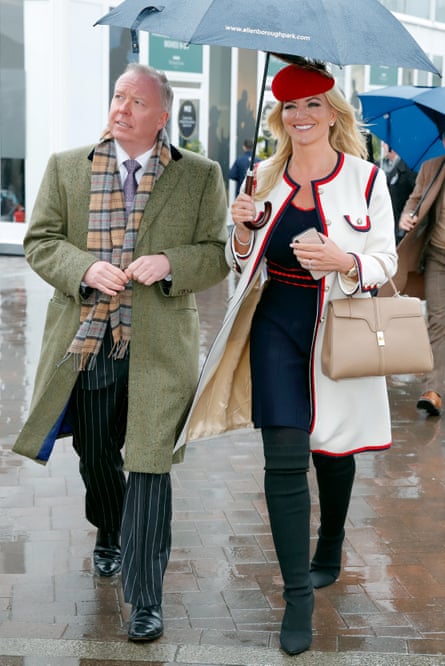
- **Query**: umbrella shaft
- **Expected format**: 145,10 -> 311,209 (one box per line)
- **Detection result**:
249,52 -> 270,172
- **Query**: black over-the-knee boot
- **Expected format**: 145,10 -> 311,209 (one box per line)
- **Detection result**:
310,453 -> 356,589
262,427 -> 313,656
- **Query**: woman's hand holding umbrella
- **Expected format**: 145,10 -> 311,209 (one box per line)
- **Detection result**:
242,171 -> 272,230
231,193 -> 257,251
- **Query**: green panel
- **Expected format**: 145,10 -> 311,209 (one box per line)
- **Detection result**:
369,65 -> 398,86
149,34 -> 203,73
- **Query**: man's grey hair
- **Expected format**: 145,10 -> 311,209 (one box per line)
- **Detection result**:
119,63 -> 174,113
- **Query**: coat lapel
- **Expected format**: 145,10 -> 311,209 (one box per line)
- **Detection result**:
135,148 -> 184,249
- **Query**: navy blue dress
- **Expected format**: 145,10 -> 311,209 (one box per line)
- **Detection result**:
250,204 -> 321,431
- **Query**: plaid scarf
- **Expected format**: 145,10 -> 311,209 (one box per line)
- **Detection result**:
65,127 -> 171,370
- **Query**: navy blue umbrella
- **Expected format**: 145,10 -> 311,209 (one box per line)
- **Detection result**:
359,86 -> 445,171
95,0 -> 439,227
95,0 -> 437,73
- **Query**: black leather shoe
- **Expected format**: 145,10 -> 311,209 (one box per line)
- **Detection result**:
128,605 -> 163,642
93,529 -> 121,577
417,391 -> 442,416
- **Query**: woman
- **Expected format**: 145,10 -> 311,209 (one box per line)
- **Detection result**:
177,59 -> 397,655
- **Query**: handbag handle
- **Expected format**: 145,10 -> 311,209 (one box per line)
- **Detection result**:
374,256 -> 400,297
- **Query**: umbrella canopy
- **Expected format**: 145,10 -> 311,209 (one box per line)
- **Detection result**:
95,0 -> 438,228
95,0 -> 438,73
359,86 -> 445,171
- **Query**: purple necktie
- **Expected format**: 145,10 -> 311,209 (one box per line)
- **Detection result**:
123,159 -> 141,216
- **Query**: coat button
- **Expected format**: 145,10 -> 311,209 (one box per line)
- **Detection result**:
325,218 -> 332,226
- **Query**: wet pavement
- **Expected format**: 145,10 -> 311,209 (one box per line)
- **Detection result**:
0,255 -> 445,666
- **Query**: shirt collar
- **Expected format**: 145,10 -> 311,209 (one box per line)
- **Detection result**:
114,140 -> 154,179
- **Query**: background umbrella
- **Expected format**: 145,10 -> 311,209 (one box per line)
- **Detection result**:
359,85 -> 445,172
95,0 -> 439,227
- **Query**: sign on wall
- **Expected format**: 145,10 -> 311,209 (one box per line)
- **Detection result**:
149,34 -> 203,73
178,101 -> 197,139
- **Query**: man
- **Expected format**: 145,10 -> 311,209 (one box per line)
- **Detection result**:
228,138 -> 259,196
13,63 -> 228,641
399,132 -> 445,416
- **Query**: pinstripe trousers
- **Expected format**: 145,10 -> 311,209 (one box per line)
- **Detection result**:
121,472 -> 172,606
70,379 -> 127,530
69,373 -> 172,607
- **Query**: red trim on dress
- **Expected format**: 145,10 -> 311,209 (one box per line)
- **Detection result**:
311,442 -> 392,457
343,214 -> 371,231
365,164 -> 379,205
307,157 -> 345,431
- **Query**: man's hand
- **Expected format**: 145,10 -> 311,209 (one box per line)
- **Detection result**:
83,261 -> 129,296
125,254 -> 171,286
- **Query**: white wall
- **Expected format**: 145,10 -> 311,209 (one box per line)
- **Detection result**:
24,0 -> 51,217
406,21 -> 445,72
24,0 -> 109,217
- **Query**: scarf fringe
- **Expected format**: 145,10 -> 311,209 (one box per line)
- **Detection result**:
110,338 -> 130,360
59,338 -> 130,373
57,351 -> 98,372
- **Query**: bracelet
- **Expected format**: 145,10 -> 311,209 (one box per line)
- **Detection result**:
234,229 -> 252,246
345,262 -> 358,278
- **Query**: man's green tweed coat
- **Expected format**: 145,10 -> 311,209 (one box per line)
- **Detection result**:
12,144 -> 229,473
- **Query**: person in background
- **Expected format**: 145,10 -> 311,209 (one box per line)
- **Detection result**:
363,129 -> 376,164
12,63 -> 228,643
178,57 -> 397,656
399,132 -> 445,416
381,143 -> 416,243
12,204 -> 25,222
229,138 -> 260,196
0,186 -> 18,220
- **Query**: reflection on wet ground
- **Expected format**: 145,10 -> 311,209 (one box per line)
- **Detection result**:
0,256 -> 444,665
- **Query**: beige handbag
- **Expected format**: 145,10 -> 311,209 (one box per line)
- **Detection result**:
321,259 -> 433,380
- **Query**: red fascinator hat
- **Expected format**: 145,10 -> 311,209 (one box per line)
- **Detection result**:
271,63 -> 335,102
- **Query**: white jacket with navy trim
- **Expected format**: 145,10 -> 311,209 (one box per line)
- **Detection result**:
176,152 -> 397,456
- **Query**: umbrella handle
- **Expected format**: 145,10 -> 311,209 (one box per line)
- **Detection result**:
242,172 -> 272,230
241,52 -> 272,231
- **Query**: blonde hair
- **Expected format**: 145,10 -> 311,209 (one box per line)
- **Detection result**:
255,77 -> 367,201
